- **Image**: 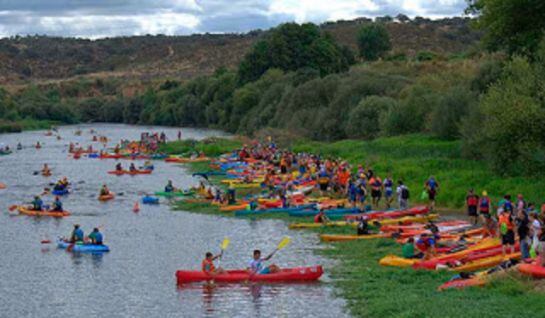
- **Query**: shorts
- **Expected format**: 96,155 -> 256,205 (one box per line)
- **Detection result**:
359,195 -> 366,203
319,183 -> 328,191
349,194 -> 356,202
371,190 -> 382,199
479,209 -> 490,216
428,189 -> 436,201
385,188 -> 393,198
501,230 -> 515,245
259,267 -> 271,275
467,206 -> 477,217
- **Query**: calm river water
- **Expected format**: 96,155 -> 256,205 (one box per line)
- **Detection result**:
0,124 -> 348,318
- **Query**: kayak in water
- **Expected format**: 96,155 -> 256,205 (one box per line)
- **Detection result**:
17,206 -> 71,217
98,193 -> 115,201
175,265 -> 323,284
154,190 -> 194,197
57,240 -> 109,253
142,196 -> 160,205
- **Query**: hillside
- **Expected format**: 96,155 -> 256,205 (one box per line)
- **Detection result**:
0,17 -> 480,86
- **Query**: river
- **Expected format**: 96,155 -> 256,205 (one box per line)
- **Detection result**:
0,124 -> 348,318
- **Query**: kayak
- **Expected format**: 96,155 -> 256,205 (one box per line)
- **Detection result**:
453,253 -> 521,272
288,214 -> 439,230
320,233 -> 390,242
0,183 -> 6,189
57,240 -> 109,253
18,206 -> 71,217
234,204 -> 316,217
108,170 -> 152,175
142,196 -> 160,204
344,206 -> 429,221
100,154 -> 124,159
165,157 -> 210,163
52,189 -> 69,196
220,204 -> 248,212
379,255 -> 419,267
98,193 -> 115,201
155,190 -> 194,197
176,266 -> 323,284
518,263 -> 545,278
42,171 -> 52,177
288,207 -> 360,218
438,275 -> 487,291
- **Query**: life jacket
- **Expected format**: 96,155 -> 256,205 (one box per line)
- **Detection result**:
499,214 -> 513,234
467,195 -> 478,206
479,197 -> 490,210
202,259 -> 215,273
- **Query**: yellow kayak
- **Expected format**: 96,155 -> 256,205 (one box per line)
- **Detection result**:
320,233 -> 390,242
222,178 -> 264,184
229,182 -> 262,189
288,214 -> 438,229
17,206 -> 71,217
379,255 -> 418,267
452,253 -> 521,272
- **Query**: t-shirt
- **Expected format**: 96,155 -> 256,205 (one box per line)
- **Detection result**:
73,228 -> 84,241
532,220 -> 542,238
402,243 -> 415,258
249,258 -> 264,272
466,194 -> 479,207
516,215 -> 530,240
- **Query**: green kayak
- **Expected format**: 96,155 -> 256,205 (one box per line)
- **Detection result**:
155,190 -> 194,197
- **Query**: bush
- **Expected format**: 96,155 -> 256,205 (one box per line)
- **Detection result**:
345,96 -> 397,139
357,23 -> 392,61
428,86 -> 476,139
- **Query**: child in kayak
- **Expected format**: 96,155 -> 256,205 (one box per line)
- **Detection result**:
115,163 -> 123,171
202,252 -> 225,275
129,163 -> 137,172
249,250 -> 280,275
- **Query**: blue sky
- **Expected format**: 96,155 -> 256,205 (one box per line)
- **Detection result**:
0,0 -> 467,38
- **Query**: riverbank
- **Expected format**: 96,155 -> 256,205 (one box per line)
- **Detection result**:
0,119 -> 57,133
164,136 -> 545,317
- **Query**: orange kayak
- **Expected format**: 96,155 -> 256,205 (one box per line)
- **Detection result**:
0,183 -> 6,189
220,203 -> 248,212
17,206 -> 71,217
98,193 -> 115,201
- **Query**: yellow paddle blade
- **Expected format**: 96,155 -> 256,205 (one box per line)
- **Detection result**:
277,236 -> 291,250
221,237 -> 230,250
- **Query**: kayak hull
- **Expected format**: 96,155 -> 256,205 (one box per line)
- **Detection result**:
320,234 -> 389,242
18,206 -> 70,217
518,263 -> 545,278
52,189 -> 69,196
155,190 -> 194,197
57,240 -> 109,253
176,266 -> 323,284
98,193 -> 115,201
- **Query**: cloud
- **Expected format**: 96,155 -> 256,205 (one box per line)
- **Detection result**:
0,0 -> 468,38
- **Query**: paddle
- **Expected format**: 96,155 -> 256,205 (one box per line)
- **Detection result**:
217,237 -> 230,267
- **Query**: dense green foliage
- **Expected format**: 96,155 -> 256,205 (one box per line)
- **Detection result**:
467,0 -> 545,56
237,23 -> 354,83
357,23 -> 392,60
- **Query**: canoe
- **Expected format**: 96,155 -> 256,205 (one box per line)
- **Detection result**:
155,190 -> 195,197
288,214 -> 439,230
518,263 -> 545,278
142,196 -> 160,204
108,170 -> 152,175
52,189 -> 69,196
379,255 -> 419,267
18,206 -> 71,217
320,233 -> 390,242
57,240 -> 109,253
234,204 -> 316,217
98,193 -> 115,201
176,265 -> 323,284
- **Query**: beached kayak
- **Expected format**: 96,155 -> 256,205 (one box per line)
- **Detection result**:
320,233 -> 390,242
288,207 -> 360,217
518,263 -> 545,278
234,204 -> 316,217
142,196 -> 159,204
344,206 -> 429,221
165,157 -> 210,163
452,253 -> 521,272
57,240 -> 109,253
379,255 -> 419,267
154,190 -> 194,197
437,275 -> 487,291
98,193 -> 115,201
288,214 -> 439,229
175,266 -> 323,284
17,206 -> 71,217
220,204 -> 248,212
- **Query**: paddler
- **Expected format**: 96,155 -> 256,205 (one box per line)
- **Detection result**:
42,163 -> 50,174
88,228 -> 104,245
70,224 -> 84,243
35,141 -> 41,149
100,184 -> 110,196
50,196 -> 63,212
115,163 -> 123,171
31,195 -> 44,211
202,252 -> 225,275
129,163 -> 137,172
248,250 -> 280,275
165,180 -> 175,193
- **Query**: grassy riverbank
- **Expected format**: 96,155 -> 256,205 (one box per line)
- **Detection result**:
164,137 -> 545,317
0,119 -> 57,133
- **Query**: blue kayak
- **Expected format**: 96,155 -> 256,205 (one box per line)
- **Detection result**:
52,189 -> 69,196
57,240 -> 109,253
142,196 -> 160,204
288,207 -> 361,217
234,204 -> 317,217
88,153 -> 99,158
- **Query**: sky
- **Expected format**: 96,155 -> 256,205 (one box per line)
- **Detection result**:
0,0 -> 467,39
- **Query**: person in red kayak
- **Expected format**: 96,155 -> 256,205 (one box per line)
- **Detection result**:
202,252 -> 225,275
248,250 -> 280,275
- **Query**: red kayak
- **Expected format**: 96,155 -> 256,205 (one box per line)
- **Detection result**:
344,206 -> 429,221
100,154 -> 124,159
176,266 -> 323,284
519,263 -> 545,278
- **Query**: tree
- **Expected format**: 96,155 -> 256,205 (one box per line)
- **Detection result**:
345,96 -> 397,139
357,23 -> 392,61
466,0 -> 545,56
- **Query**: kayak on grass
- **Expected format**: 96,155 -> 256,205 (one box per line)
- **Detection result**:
17,206 -> 71,217
288,214 -> 439,229
175,265 -> 323,284
320,233 -> 390,242
57,240 -> 109,253
234,204 -> 316,217
343,206 -> 429,221
288,207 -> 361,218
518,263 -> 545,278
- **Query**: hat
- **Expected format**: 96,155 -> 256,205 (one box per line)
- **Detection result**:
482,191 -> 487,196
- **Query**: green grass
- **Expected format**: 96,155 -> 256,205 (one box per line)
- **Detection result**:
0,119 -> 57,133
292,134 -> 545,209
158,137 -> 243,157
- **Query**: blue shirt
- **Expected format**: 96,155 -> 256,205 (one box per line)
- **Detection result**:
94,232 -> 103,244
73,228 -> 84,241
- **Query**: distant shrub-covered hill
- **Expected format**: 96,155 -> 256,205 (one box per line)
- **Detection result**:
0,16 -> 480,84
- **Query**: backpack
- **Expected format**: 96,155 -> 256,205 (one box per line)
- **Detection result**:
401,187 -> 410,200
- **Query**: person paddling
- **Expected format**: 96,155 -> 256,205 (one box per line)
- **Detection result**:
248,250 -> 280,275
100,184 -> 110,196
165,180 -> 175,193
115,163 -> 123,172
202,252 -> 225,275
31,195 -> 43,211
50,196 -> 63,212
70,224 -> 84,243
88,228 -> 104,245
